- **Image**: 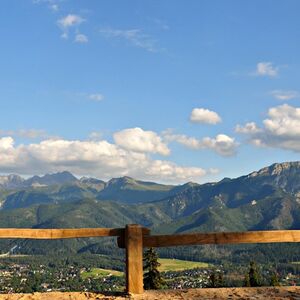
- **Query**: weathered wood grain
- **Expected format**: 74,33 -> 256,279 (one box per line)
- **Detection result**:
125,224 -> 144,294
143,230 -> 300,248
118,227 -> 150,248
0,228 -> 124,239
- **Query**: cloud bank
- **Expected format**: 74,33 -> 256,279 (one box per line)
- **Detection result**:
236,104 -> 300,152
164,131 -> 238,156
0,135 -> 209,183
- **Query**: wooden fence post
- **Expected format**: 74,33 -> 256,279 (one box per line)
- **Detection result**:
125,224 -> 144,294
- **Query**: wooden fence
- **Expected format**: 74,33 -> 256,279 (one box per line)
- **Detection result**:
1,225 -> 300,294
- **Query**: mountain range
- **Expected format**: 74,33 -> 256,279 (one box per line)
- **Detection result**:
0,161 -> 300,255
0,171 -> 197,208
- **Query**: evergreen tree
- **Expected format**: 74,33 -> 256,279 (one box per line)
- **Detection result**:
208,271 -> 217,288
217,272 -> 225,287
248,261 -> 261,287
143,248 -> 164,290
208,271 -> 225,288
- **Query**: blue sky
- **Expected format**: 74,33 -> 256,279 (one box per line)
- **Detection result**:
0,0 -> 300,183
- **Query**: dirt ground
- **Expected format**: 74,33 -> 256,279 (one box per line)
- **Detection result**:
0,287 -> 300,300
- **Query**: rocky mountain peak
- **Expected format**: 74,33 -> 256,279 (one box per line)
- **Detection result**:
25,171 -> 78,187
248,161 -> 300,178
0,174 -> 24,189
107,176 -> 136,186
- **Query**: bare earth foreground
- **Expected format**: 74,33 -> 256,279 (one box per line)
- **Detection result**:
1,287 -> 300,300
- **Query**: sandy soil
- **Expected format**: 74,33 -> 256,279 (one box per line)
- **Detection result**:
0,287 -> 300,300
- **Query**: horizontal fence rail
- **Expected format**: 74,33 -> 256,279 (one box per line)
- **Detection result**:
142,230 -> 300,248
0,225 -> 300,294
0,228 -> 124,239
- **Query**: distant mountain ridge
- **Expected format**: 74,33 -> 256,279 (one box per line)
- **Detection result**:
0,161 -> 300,254
0,160 -> 299,211
0,171 -> 78,189
0,171 -> 200,207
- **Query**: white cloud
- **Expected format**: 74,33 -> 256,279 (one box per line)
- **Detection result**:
89,94 -> 103,101
0,137 -> 17,166
114,127 -> 170,156
57,14 -> 85,39
145,160 -> 206,181
99,27 -> 160,52
255,62 -> 278,77
237,104 -> 300,152
75,33 -> 88,43
0,137 -> 14,150
263,104 -> 300,137
270,90 -> 299,100
58,14 -> 84,28
235,122 -> 261,134
190,108 -> 222,124
0,136 -> 209,183
164,131 -> 238,157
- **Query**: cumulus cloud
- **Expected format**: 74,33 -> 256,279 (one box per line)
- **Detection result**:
270,90 -> 299,100
89,93 -> 103,101
99,27 -> 160,52
0,136 -> 209,183
255,62 -> 278,77
236,104 -> 300,152
145,160 -> 206,181
114,127 -> 170,156
75,33 -> 88,43
164,131 -> 238,157
263,104 -> 300,137
190,108 -> 221,124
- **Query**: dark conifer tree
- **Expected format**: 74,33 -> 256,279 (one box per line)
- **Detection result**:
143,248 -> 164,290
217,272 -> 225,287
209,271 -> 225,287
248,261 -> 261,287
208,271 -> 217,288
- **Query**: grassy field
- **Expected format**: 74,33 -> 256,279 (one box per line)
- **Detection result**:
81,268 -> 123,279
81,258 -> 210,279
158,258 -> 210,272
